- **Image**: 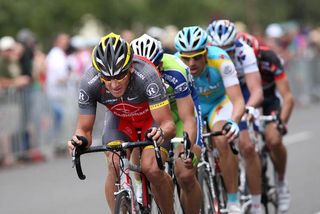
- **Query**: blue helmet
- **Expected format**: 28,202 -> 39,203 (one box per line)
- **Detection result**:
174,26 -> 208,52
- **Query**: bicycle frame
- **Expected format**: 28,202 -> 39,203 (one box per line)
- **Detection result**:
72,139 -> 163,213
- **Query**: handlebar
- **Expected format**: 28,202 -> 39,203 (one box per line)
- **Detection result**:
170,131 -> 193,159
202,128 -> 239,155
72,140 -> 164,180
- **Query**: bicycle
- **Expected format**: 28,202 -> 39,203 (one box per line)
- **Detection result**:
258,114 -> 282,214
238,114 -> 281,214
72,131 -> 164,214
167,131 -> 195,214
198,119 -> 239,214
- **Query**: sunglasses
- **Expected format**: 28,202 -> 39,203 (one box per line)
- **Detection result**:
100,69 -> 130,84
180,49 -> 207,61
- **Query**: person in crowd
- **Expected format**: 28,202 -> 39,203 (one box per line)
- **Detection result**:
46,32 -> 71,146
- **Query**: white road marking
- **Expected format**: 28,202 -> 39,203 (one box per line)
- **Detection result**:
284,131 -> 313,146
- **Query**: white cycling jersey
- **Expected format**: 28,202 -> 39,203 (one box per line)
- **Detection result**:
232,40 -> 259,85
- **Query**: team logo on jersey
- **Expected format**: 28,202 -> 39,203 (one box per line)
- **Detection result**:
110,103 -> 148,117
219,54 -> 225,59
146,83 -> 160,97
221,62 -> 234,76
237,51 -> 246,65
79,89 -> 89,104
175,82 -> 188,93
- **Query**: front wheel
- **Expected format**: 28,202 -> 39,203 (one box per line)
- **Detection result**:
198,164 -> 218,214
114,191 -> 132,214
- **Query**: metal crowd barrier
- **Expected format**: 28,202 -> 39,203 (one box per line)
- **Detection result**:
0,57 -> 319,164
0,85 -> 81,163
286,57 -> 320,105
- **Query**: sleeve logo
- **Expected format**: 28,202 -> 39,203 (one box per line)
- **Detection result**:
79,89 -> 89,104
146,83 -> 160,97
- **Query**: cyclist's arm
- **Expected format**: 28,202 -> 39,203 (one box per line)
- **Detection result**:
219,58 -> 245,123
244,71 -> 263,108
225,84 -> 245,123
275,76 -> 294,124
150,101 -> 176,142
73,114 -> 96,146
176,95 -> 197,146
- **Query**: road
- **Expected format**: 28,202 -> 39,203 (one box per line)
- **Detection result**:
0,103 -> 320,214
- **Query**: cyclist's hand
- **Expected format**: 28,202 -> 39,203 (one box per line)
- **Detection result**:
222,119 -> 240,143
243,106 -> 256,122
145,127 -> 165,145
67,135 -> 89,155
179,152 -> 198,169
278,122 -> 288,136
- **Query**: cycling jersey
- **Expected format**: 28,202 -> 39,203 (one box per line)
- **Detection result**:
190,46 -> 239,117
257,45 -> 286,99
257,45 -> 286,116
161,53 -> 203,146
231,40 -> 260,131
233,40 -> 260,85
78,56 -> 170,149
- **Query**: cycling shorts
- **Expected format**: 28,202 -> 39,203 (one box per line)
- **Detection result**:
102,111 -> 169,155
206,96 -> 233,131
262,95 -> 281,116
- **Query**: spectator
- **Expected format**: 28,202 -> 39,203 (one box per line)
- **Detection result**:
45,33 -> 71,148
0,36 -> 27,166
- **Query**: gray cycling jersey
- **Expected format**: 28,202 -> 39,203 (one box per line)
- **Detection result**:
78,56 -> 168,123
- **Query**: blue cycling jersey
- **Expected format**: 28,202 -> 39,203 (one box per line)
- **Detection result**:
191,46 -> 239,116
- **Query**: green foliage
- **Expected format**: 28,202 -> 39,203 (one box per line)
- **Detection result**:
0,0 -> 319,49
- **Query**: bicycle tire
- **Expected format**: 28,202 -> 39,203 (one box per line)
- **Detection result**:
260,147 -> 278,214
213,173 -> 228,213
198,165 -> 218,214
114,191 -> 132,214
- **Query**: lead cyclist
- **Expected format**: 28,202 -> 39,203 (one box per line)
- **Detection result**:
131,34 -> 203,214
67,33 -> 176,214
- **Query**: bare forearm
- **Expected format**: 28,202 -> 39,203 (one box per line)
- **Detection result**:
281,95 -> 295,124
160,121 -> 176,142
183,118 -> 197,146
246,88 -> 263,108
231,99 -> 245,123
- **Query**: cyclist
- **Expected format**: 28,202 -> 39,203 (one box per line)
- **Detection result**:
67,33 -> 176,214
207,20 -> 264,214
131,34 -> 203,214
237,32 -> 294,212
174,26 -> 245,214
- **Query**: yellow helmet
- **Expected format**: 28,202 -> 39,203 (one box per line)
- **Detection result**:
92,32 -> 133,77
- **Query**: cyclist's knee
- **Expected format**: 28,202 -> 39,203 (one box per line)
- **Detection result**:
240,139 -> 257,158
141,159 -> 163,182
267,137 -> 283,151
175,163 -> 196,189
141,153 -> 164,183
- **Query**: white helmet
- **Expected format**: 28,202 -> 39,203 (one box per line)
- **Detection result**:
130,34 -> 163,66
207,20 -> 237,46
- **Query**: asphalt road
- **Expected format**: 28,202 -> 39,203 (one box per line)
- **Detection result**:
1,103 -> 319,214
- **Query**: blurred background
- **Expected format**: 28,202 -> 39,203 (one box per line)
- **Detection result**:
0,0 -> 319,213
